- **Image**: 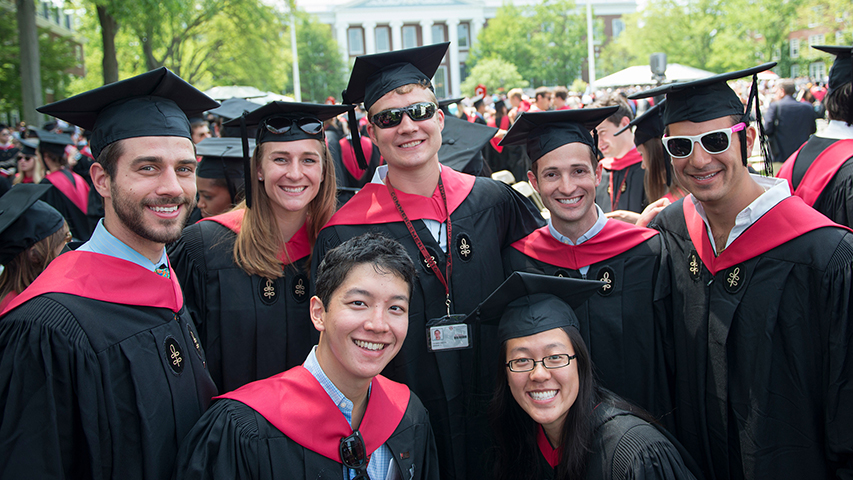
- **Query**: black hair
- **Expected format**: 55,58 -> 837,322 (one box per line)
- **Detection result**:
38,142 -> 68,166
825,83 -> 852,126
315,232 -> 416,309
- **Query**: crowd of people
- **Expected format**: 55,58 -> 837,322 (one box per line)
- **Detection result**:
0,40 -> 852,480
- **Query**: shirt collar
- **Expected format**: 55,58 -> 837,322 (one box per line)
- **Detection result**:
370,163 -> 442,185
818,120 -> 853,140
76,218 -> 168,272
547,204 -> 608,245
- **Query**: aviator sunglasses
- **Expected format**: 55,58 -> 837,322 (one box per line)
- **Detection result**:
662,122 -> 746,159
371,102 -> 437,129
339,430 -> 370,480
262,116 -> 324,136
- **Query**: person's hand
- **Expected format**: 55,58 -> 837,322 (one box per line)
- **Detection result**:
605,210 -> 641,225
635,197 -> 671,228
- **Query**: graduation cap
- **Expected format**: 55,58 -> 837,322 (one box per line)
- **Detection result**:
438,97 -> 465,109
208,97 -> 262,121
499,107 -> 618,163
812,45 -> 852,104
341,42 -> 449,170
0,184 -> 65,265
438,115 -> 497,175
34,130 -> 74,157
18,139 -> 37,157
196,137 -> 252,205
464,272 -> 603,344
615,99 -> 666,147
628,62 -> 776,173
37,67 -> 220,159
222,101 -> 351,208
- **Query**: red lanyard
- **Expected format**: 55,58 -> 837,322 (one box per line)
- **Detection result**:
386,175 -> 453,315
609,165 -> 632,211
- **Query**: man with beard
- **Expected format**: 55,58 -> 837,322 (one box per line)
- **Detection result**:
0,68 -> 219,480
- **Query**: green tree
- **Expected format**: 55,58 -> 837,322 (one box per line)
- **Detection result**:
286,11 -> 347,103
460,57 -> 529,95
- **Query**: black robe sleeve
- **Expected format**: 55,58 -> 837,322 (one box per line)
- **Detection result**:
813,158 -> 853,229
168,223 -> 211,330
38,177 -> 93,241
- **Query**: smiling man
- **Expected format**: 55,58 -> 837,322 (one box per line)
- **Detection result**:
499,108 -> 670,420
592,94 -> 646,214
313,42 -> 544,480
630,64 -> 853,479
0,68 -> 219,479
175,233 -> 439,480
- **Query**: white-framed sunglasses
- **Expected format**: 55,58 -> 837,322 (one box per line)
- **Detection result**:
662,122 -> 746,159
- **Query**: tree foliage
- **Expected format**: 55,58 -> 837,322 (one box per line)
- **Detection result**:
288,12 -> 347,103
460,57 -> 529,96
469,0 -> 587,87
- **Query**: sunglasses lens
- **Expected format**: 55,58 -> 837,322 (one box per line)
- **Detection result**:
701,131 -> 730,154
264,117 -> 293,134
297,118 -> 324,135
340,434 -> 366,467
373,109 -> 404,128
408,102 -> 436,121
666,138 -> 693,158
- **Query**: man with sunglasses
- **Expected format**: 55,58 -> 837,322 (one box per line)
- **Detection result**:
778,45 -> 853,229
175,233 -> 439,480
312,43 -> 544,480
498,108 -> 672,422
630,64 -> 853,479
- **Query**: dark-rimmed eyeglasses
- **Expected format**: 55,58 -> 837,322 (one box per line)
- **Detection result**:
506,354 -> 576,372
662,122 -> 746,159
339,430 -> 370,480
371,102 -> 437,129
262,116 -> 324,136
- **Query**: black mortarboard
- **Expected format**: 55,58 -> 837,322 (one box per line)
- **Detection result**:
208,97 -> 262,121
196,137 -> 253,179
812,45 -> 852,97
18,139 -> 37,156
37,67 -> 220,159
616,100 -> 666,147
499,107 -> 618,162
35,130 -> 74,148
0,184 -> 64,264
629,62 -> 777,173
438,115 -> 497,175
465,272 -> 603,344
223,101 -> 351,208
341,43 -> 449,171
438,97 -> 465,109
628,63 -> 775,126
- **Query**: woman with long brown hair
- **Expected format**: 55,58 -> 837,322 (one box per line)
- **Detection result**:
0,184 -> 70,311
169,102 -> 349,392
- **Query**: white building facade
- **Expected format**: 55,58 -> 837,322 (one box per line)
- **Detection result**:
302,0 -> 637,98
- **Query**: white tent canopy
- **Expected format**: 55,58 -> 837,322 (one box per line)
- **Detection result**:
595,64 -> 717,89
203,86 -> 294,103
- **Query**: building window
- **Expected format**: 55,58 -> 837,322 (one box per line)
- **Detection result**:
791,64 -> 800,78
375,26 -> 391,53
808,34 -> 825,46
458,23 -> 470,49
402,25 -> 419,48
810,62 -> 826,80
434,65 -> 448,99
612,18 -> 625,38
837,31 -> 846,44
790,38 -> 800,59
432,24 -> 446,44
459,63 -> 469,84
348,27 -> 364,56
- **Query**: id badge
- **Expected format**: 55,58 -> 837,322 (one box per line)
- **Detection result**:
426,314 -> 471,352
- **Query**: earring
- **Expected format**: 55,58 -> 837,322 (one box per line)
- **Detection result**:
258,176 -> 263,181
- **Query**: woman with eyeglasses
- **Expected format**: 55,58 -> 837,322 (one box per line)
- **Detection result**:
483,273 -> 698,480
0,184 -> 71,311
12,139 -> 45,185
169,102 -> 350,392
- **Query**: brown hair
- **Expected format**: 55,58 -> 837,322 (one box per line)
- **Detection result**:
825,83 -> 852,126
0,222 -> 69,300
233,140 -> 337,280
641,138 -> 680,202
529,144 -> 598,177
592,92 -> 634,125
96,140 -> 126,178
553,86 -> 569,101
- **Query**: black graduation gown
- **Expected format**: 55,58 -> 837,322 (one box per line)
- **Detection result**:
174,369 -> 439,480
536,403 -> 698,480
168,209 -> 316,393
502,223 -> 672,421
0,251 -> 217,480
595,149 -> 647,214
311,167 -> 545,480
783,137 -> 853,228
330,136 -> 382,206
650,196 -> 853,479
39,170 -> 94,241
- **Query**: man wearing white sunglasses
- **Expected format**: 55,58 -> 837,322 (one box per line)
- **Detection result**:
630,64 -> 853,480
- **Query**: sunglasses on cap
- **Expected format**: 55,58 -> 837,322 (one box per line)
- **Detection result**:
663,122 -> 746,159
339,430 -> 370,480
371,102 -> 437,129
261,116 -> 324,136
